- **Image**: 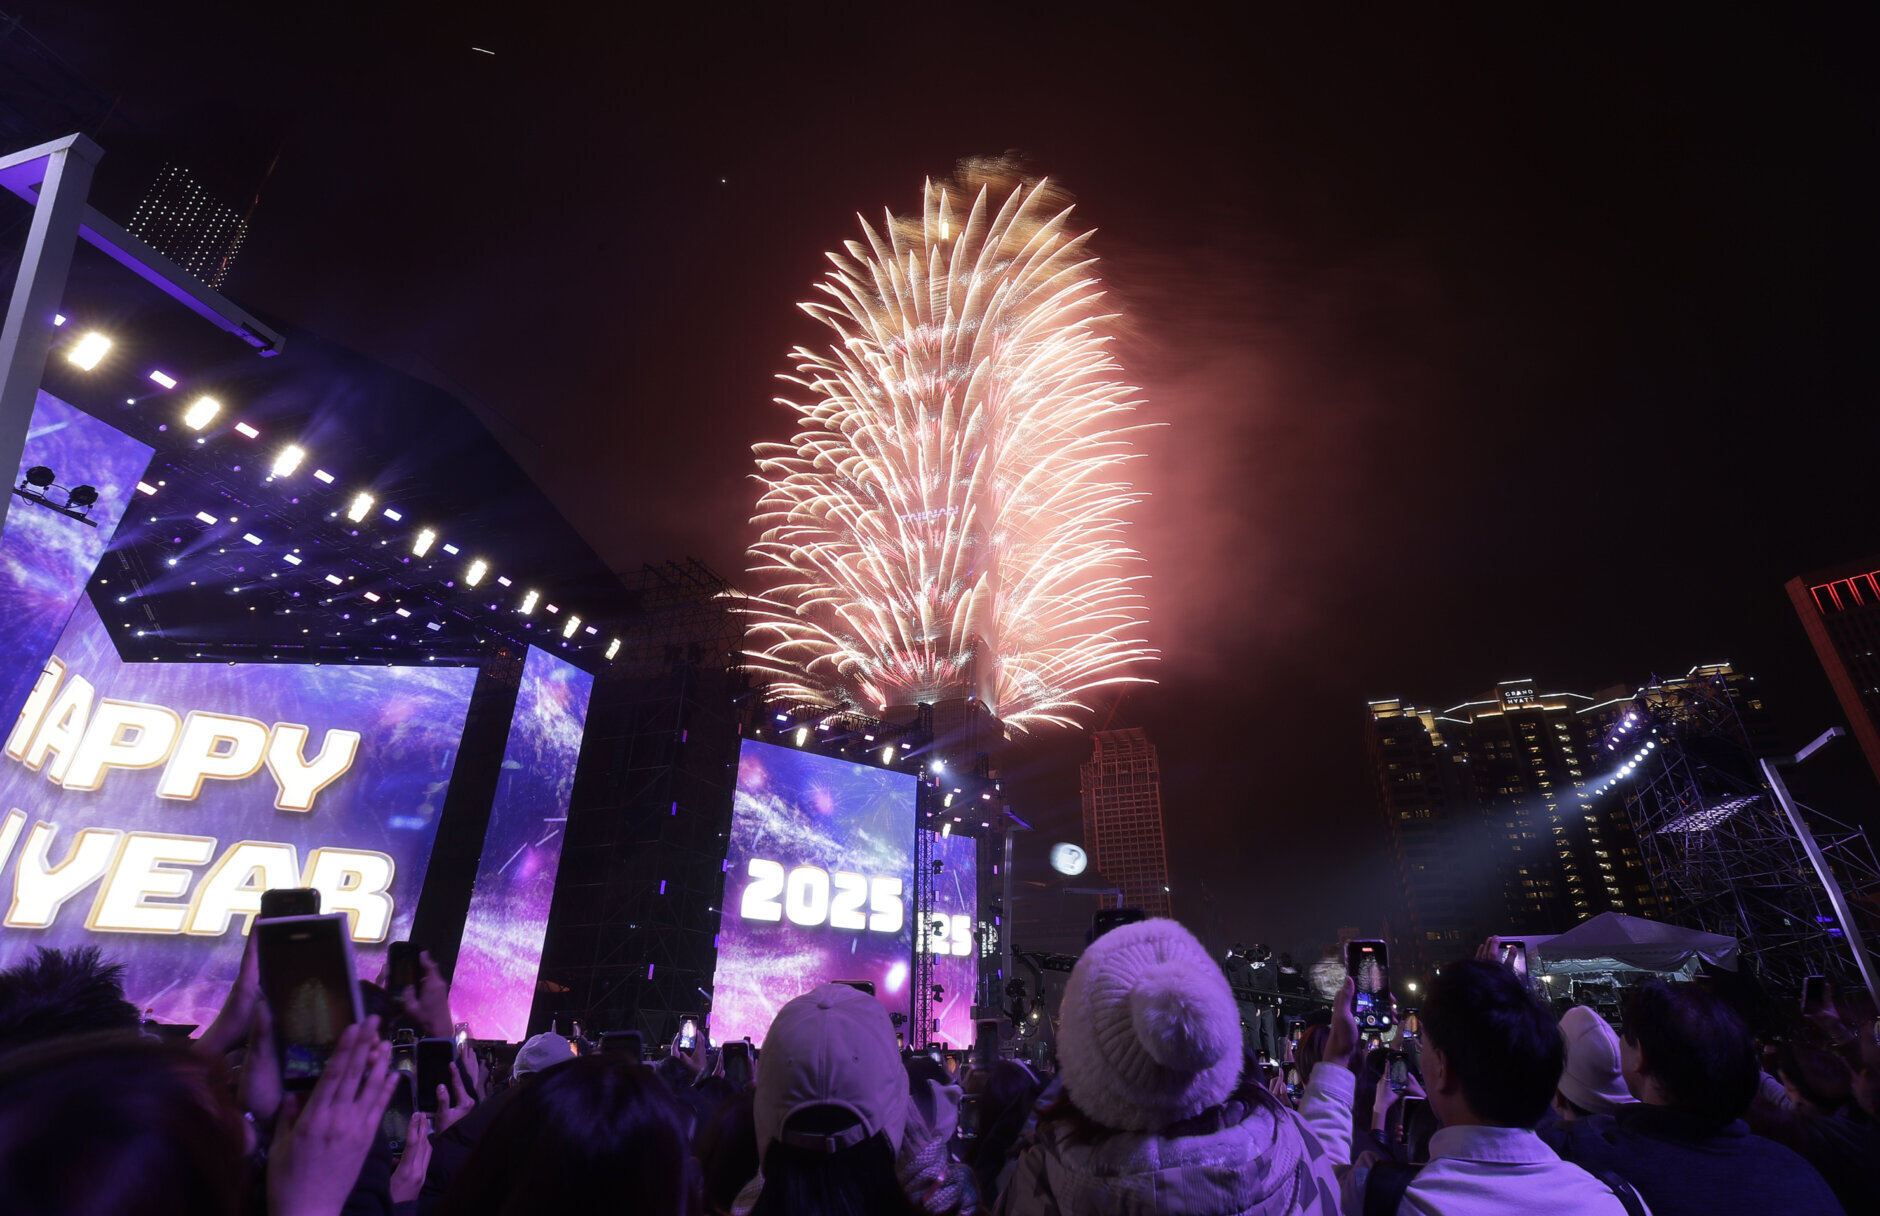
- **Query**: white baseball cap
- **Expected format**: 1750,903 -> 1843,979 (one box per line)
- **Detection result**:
753,983 -> 907,1162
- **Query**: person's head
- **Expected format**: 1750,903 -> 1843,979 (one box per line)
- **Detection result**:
1055,918 -> 1242,1133
0,1033 -> 247,1216
984,1060 -> 1041,1122
0,947 -> 140,1054
1553,1006 -> 1637,1121
1775,1040 -> 1853,1114
696,1088 -> 759,1216
1420,959 -> 1563,1129
1620,980 -> 1759,1129
435,1054 -> 692,1216
750,983 -> 911,1216
512,1030 -> 577,1080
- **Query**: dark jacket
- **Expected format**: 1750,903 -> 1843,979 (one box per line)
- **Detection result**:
1542,1104 -> 1846,1216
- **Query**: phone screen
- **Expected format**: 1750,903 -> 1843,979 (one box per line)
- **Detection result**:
679,1019 -> 698,1051
1499,940 -> 1528,977
1397,1096 -> 1425,1145
602,1030 -> 644,1059
383,1044 -> 416,1150
1388,1052 -> 1409,1093
258,887 -> 321,920
255,914 -> 362,1088
387,942 -> 421,994
956,1093 -> 983,1137
416,1038 -> 455,1113
1346,940 -> 1393,1031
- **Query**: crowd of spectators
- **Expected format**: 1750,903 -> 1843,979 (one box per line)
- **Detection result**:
0,922 -> 1874,1215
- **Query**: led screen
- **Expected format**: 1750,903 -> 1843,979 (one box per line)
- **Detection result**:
927,829 -> 978,1049
0,391 -> 153,728
449,647 -> 594,1041
711,739 -> 915,1044
0,594 -> 479,1027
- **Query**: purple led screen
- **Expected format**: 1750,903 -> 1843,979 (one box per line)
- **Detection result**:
450,646 -> 594,1042
928,830 -> 978,1049
0,595 -> 479,1026
712,739 -> 916,1045
0,391 -> 153,728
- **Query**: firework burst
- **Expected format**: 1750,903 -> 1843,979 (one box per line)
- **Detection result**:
744,166 -> 1155,731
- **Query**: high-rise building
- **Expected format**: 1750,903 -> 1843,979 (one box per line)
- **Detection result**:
1787,557 -> 1880,787
1364,673 -> 1743,971
127,165 -> 248,290
1079,728 -> 1173,919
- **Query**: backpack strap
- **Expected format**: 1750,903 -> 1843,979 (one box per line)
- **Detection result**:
1593,1169 -> 1648,1216
1363,1160 -> 1420,1216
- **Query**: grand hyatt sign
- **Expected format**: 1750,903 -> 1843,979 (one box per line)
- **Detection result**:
0,658 -> 396,940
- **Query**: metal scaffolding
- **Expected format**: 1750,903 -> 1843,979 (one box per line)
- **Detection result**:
1618,673 -> 1880,999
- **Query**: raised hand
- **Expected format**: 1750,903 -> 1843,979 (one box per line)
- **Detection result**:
388,1112 -> 431,1206
267,1018 -> 398,1216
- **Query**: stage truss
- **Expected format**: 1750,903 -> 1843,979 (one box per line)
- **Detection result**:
1617,673 -> 1880,997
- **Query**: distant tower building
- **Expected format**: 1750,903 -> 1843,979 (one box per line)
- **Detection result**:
1787,557 -> 1880,787
1079,728 -> 1173,918
127,165 -> 248,289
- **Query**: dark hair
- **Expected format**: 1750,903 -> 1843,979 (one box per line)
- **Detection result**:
0,947 -> 141,1053
1774,1040 -> 1853,1113
1621,980 -> 1759,1128
983,1060 -> 1041,1122
0,1033 -> 247,1216
750,1107 -> 916,1216
696,1089 -> 758,1216
1421,959 -> 1563,1127
435,1055 -> 692,1216
904,1054 -> 950,1094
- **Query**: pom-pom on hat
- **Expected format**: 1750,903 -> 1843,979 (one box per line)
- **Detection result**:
1057,918 -> 1244,1132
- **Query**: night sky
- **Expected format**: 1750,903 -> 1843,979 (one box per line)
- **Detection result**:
15,3 -> 1880,960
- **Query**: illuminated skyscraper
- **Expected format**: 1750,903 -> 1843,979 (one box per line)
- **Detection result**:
1079,728 -> 1173,918
1368,678 -> 1667,971
127,165 -> 248,290
1787,557 -> 1880,787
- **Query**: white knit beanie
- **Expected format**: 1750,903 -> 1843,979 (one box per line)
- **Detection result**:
1057,918 -> 1244,1132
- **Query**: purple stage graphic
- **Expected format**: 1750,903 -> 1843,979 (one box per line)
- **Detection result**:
0,391 -> 153,730
929,829 -> 978,1049
0,595 -> 479,1027
450,647 -> 594,1042
711,739 -> 916,1044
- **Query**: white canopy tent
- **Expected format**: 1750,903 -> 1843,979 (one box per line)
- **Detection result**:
1537,912 -> 1739,979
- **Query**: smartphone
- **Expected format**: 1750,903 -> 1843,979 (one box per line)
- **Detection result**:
956,1092 -> 984,1139
679,1018 -> 698,1052
1397,1095 -> 1426,1146
722,1039 -> 753,1087
1802,975 -> 1829,1015
833,979 -> 877,997
975,1018 -> 1000,1069
1288,1020 -> 1306,1044
1255,1047 -> 1272,1066
384,941 -> 421,994
453,1021 -> 471,1052
601,1030 -> 644,1059
254,913 -> 362,1089
1498,940 -> 1529,978
1401,1010 -> 1420,1037
258,887 -> 321,920
1388,1050 -> 1409,1094
1091,908 -> 1147,941
416,1038 -> 455,1113
1346,939 -> 1394,1032
384,1044 -> 417,1151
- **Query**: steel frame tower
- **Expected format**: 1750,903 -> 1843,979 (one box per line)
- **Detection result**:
1617,674 -> 1880,997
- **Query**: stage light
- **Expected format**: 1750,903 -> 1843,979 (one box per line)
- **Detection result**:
242,533 -> 262,545
346,493 -> 373,522
324,575 -> 343,586
942,793 -> 953,807
496,576 -> 511,587
283,554 -> 302,566
135,481 -> 157,496
940,821 -> 951,837
234,422 -> 259,438
441,543 -> 460,556
66,332 -> 111,370
363,592 -> 381,602
383,508 -> 403,522
52,314 -> 65,326
23,466 -> 54,488
930,760 -> 945,774
194,511 -> 219,525
519,590 -> 539,614
395,608 -> 411,618
183,397 -> 221,430
562,614 -> 581,639
605,638 -> 620,659
313,469 -> 335,484
882,744 -> 896,764
465,559 -> 488,586
795,726 -> 809,746
585,626 -> 598,636
149,370 -> 177,389
412,529 -> 436,557
67,485 -> 98,508
271,445 -> 306,477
